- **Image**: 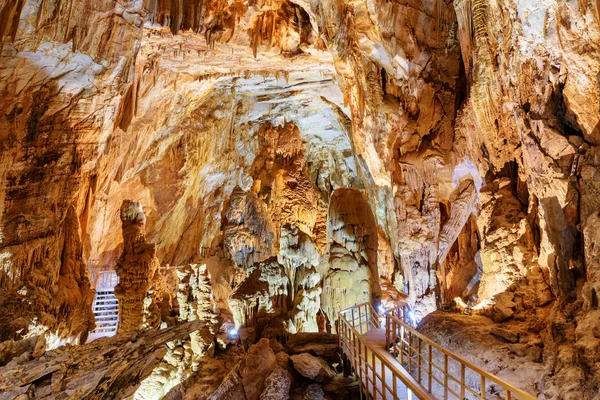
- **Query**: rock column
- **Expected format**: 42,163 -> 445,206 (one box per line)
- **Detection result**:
114,200 -> 161,333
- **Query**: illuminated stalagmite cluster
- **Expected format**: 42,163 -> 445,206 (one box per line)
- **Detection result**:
1,0 -> 600,399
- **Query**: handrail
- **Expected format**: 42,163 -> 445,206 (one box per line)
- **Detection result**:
386,308 -> 537,400
339,303 -> 435,399
339,302 -> 381,333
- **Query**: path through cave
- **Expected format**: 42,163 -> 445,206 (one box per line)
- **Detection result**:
1,0 -> 599,399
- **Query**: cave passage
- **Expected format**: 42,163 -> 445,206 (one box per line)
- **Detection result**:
0,0 -> 599,399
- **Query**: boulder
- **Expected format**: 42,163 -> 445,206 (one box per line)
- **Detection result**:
275,351 -> 292,373
490,327 -> 519,343
260,367 -> 292,400
491,292 -> 516,323
207,368 -> 247,400
303,383 -> 325,400
239,338 -> 277,400
285,333 -> 339,360
290,353 -> 335,383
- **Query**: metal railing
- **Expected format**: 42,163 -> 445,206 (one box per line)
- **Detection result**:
385,307 -> 537,400
339,303 -> 435,400
91,270 -> 119,291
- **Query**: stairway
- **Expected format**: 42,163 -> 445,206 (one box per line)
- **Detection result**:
91,289 -> 119,337
338,303 -> 537,400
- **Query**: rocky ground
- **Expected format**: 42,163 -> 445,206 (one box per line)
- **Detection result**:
0,325 -> 358,400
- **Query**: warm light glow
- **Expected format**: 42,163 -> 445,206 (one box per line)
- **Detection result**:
472,299 -> 493,311
454,297 -> 468,310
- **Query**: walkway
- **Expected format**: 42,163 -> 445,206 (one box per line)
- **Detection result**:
88,271 -> 120,342
338,303 -> 537,400
359,328 -> 414,399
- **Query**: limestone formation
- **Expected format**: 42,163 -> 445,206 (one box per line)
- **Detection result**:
1,0 -> 600,398
0,321 -> 205,399
114,200 -> 167,332
176,264 -> 219,357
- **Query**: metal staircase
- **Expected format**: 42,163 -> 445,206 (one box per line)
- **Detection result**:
92,290 -> 119,335
88,271 -> 120,341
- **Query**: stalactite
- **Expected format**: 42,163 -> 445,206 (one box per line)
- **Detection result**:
454,0 -> 474,76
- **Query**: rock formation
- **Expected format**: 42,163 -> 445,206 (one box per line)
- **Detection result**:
114,200 -> 168,332
0,321 -> 206,399
1,0 -> 600,398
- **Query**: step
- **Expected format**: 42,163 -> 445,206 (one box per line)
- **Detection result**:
94,304 -> 118,309
95,319 -> 118,324
95,315 -> 118,320
94,325 -> 117,330
95,322 -> 118,328
94,313 -> 118,318
94,308 -> 118,313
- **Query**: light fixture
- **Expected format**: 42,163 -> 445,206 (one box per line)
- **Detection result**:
378,305 -> 386,315
407,310 -> 417,326
229,328 -> 238,337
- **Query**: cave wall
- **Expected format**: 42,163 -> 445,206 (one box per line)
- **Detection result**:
311,0 -> 600,395
0,0 -> 374,343
1,0 -> 600,397
0,0 -> 143,341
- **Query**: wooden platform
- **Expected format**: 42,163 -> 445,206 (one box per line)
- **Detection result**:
359,329 -> 414,399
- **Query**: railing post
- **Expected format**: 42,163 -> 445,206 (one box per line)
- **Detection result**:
358,305 -> 363,334
408,331 -> 413,374
354,330 -> 362,399
428,343 -> 432,392
417,337 -> 422,384
400,324 -> 404,366
382,360 -> 387,400
385,313 -> 390,349
461,364 -> 466,399
371,348 -> 376,399
480,374 -> 486,399
444,353 -> 449,400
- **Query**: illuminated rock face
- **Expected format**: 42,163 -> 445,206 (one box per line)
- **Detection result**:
1,0 -> 600,398
321,188 -> 380,332
0,0 -> 141,343
114,200 -> 168,332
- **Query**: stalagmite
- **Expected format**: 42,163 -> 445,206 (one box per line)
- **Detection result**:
114,201 -> 167,333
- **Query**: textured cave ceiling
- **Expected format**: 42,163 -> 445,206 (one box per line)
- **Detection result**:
0,0 -> 600,399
